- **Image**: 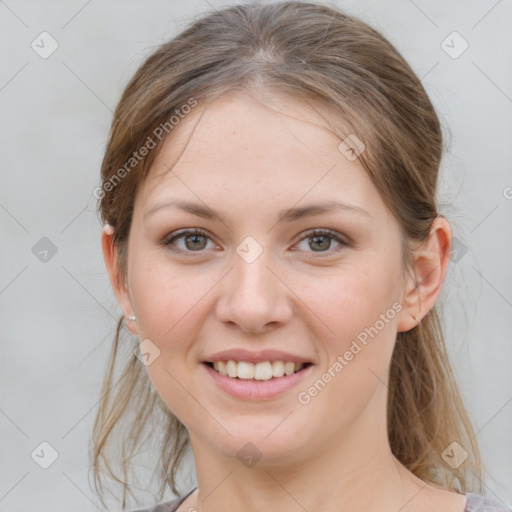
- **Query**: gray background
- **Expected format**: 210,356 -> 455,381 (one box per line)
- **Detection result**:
1,0 -> 511,511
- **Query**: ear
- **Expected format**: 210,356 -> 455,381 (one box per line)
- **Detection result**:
397,216 -> 451,332
101,224 -> 139,336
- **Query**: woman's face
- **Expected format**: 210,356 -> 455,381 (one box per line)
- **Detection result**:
116,90 -> 412,464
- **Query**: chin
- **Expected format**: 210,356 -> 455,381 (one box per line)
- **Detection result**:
205,422 -> 310,467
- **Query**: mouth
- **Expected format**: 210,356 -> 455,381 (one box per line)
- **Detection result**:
202,359 -> 315,400
203,360 -> 313,381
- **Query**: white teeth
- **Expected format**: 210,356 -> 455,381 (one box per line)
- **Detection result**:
218,361 -> 228,376
272,361 -> 285,377
237,361 -> 255,379
210,360 -> 307,381
226,360 -> 238,378
254,362 -> 273,380
284,361 -> 295,376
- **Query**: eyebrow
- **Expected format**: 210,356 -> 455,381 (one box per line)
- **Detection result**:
144,199 -> 372,223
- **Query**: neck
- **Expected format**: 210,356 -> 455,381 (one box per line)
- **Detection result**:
187,397 -> 429,512
192,450 -> 406,512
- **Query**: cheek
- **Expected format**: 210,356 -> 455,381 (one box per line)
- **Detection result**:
128,248 -> 205,341
127,254 -> 209,422
301,261 -> 400,402
311,262 -> 400,346
294,284 -> 399,453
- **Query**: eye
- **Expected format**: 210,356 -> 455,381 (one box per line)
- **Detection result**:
163,228 -> 349,257
163,228 -> 350,254
293,229 -> 349,256
163,228 -> 216,254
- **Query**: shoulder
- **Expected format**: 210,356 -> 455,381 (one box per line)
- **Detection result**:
465,493 -> 512,512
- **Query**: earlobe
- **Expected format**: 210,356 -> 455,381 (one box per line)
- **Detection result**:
396,217 -> 451,333
101,224 -> 139,335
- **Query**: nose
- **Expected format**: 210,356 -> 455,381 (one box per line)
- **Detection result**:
215,249 -> 293,334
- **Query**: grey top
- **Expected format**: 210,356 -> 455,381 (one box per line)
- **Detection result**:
132,489 -> 512,512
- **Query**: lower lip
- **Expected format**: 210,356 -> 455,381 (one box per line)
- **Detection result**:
202,363 -> 314,400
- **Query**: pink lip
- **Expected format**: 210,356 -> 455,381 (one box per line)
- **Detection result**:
202,362 -> 314,400
203,348 -> 312,364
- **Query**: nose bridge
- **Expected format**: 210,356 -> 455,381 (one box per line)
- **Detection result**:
216,240 -> 291,331
233,243 -> 277,308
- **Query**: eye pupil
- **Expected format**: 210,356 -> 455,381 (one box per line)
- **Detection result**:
310,235 -> 331,251
186,234 -> 207,250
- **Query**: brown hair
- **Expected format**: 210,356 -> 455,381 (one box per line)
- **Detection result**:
92,1 -> 482,507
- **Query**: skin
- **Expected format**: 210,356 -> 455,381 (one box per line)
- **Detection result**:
102,89 -> 464,512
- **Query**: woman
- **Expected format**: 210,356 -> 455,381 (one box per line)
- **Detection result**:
92,2 -> 510,511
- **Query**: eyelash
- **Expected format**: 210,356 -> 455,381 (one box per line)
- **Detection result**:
162,228 -> 350,257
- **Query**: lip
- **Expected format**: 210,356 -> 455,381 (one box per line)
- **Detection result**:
202,362 -> 314,400
203,348 -> 313,364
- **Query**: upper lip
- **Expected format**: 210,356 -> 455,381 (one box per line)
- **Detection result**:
203,349 -> 313,364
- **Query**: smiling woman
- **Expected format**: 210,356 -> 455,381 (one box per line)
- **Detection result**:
92,2 -> 509,512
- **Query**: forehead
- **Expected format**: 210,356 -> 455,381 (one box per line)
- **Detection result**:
136,89 -> 385,218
